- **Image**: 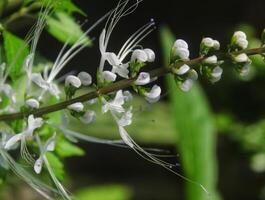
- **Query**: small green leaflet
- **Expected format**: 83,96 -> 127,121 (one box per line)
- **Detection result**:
56,138 -> 85,158
46,11 -> 91,46
3,31 -> 29,82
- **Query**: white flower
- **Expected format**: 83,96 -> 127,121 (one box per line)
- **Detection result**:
65,75 -> 81,88
179,69 -> 198,92
210,66 -> 223,83
174,48 -> 190,60
4,115 -> 43,150
234,31 -> 247,40
180,79 -> 193,92
233,31 -> 248,49
131,49 -> 148,62
144,85 -> 161,103
172,40 -> 190,60
26,98 -> 40,109
204,55 -> 218,64
98,7 -> 155,80
135,72 -> 150,85
102,71 -> 117,82
144,49 -> 155,62
174,39 -> 189,49
213,40 -> 220,50
173,64 -> 190,75
102,90 -> 125,113
78,72 -> 92,86
235,53 -> 249,63
67,102 -> 84,112
117,106 -> 133,127
80,110 -> 96,124
202,37 -> 214,47
34,133 -> 56,174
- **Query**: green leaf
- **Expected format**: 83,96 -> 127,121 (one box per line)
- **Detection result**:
3,30 -> 29,81
46,152 -> 65,181
75,184 -> 132,200
46,11 -> 91,46
159,26 -> 221,200
56,138 -> 85,158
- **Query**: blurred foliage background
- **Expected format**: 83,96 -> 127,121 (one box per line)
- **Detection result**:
1,0 -> 265,200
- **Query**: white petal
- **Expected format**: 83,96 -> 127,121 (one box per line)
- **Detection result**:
235,53 -> 248,63
144,48 -> 155,62
78,72 -> 92,86
27,115 -> 43,131
234,31 -> 247,40
131,49 -> 148,62
118,126 -> 134,148
174,47 -> 190,60
102,71 -> 117,82
26,98 -> 40,109
236,38 -> 248,49
34,157 -> 43,174
180,79 -> 193,92
48,83 -> 61,98
112,64 -> 129,79
135,72 -> 150,85
204,55 -> 218,64
113,90 -> 125,106
118,107 -> 133,127
65,75 -> 81,88
4,133 -> 23,150
80,110 -> 96,124
211,66 -> 223,78
174,64 -> 190,75
144,85 -> 161,100
202,37 -> 214,47
174,39 -> 188,49
67,102 -> 84,112
213,40 -> 220,50
31,73 -> 49,89
23,53 -> 34,71
104,52 -> 121,66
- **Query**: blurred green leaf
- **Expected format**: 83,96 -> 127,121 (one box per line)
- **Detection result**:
75,184 -> 132,200
46,11 -> 91,46
3,30 -> 29,81
46,152 -> 64,181
56,138 -> 85,158
160,26 -> 220,200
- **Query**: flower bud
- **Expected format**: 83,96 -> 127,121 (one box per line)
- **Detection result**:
135,72 -> 150,85
234,53 -> 249,63
102,71 -> 117,82
65,75 -> 81,88
173,64 -> 190,75
179,79 -> 193,92
213,40 -> 220,50
67,102 -> 84,112
131,49 -> 148,62
201,37 -> 214,48
210,66 -> 223,83
232,31 -> 248,50
144,85 -> 161,103
26,98 -> 40,109
144,49 -> 155,62
174,39 -> 189,49
78,72 -> 92,86
173,48 -> 190,60
204,55 -> 218,64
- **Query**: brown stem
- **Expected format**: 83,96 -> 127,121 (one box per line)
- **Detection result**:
0,46 -> 264,122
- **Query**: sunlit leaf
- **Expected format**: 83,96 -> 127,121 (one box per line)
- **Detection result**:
160,26 -> 221,200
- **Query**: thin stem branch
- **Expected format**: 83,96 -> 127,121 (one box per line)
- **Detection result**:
0,46 -> 264,122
